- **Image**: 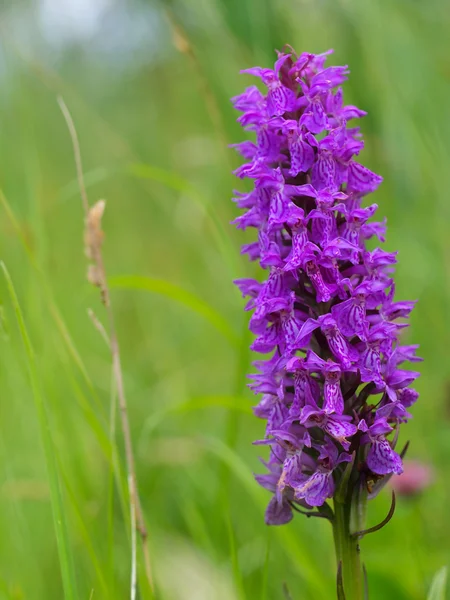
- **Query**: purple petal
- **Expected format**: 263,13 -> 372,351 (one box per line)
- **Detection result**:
234,278 -> 261,299
305,260 -> 335,303
325,330 -> 358,369
270,430 -> 302,450
273,53 -> 292,74
293,318 -> 320,347
265,495 -> 293,525
295,472 -> 334,507
283,227 -> 309,271
397,388 -> 419,408
240,66 -> 267,78
339,105 -> 367,120
282,312 -> 305,348
367,439 -> 403,475
251,324 -> 281,353
289,137 -> 315,176
291,183 -> 317,198
267,85 -> 297,116
347,162 -> 383,193
307,68 -> 348,98
231,85 -> 265,111
369,417 -> 393,436
323,416 -> 357,444
331,297 -> 367,340
255,471 -> 278,493
305,350 -> 327,371
312,153 -> 337,191
360,345 -> 383,384
323,382 -> 344,414
300,99 -> 329,134
268,192 -> 292,228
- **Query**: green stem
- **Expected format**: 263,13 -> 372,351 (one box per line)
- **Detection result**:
333,499 -> 364,600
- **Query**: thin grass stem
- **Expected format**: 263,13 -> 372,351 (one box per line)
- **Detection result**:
58,97 -> 155,596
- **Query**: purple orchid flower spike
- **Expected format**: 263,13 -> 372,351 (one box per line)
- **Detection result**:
231,47 -> 421,599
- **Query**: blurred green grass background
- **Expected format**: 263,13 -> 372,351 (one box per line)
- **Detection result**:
0,0 -> 449,598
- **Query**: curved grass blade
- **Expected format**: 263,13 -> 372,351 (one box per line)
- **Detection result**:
109,274 -> 239,347
0,188 -> 104,415
226,510 -> 245,600
58,166 -> 113,204
127,163 -> 240,277
1,262 -> 78,600
282,582 -> 293,600
58,462 -> 109,597
427,566 -> 448,600
261,532 -> 271,600
223,319 -> 251,473
1,180 -> 129,516
137,394 -> 252,454
1,187 -> 131,589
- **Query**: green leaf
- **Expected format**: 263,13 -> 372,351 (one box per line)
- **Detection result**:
109,274 -> 239,347
427,566 -> 448,600
1,262 -> 78,600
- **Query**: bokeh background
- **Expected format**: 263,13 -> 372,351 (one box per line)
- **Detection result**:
0,0 -> 449,599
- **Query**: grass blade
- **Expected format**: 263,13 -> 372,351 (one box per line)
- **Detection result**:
57,463 -> 109,597
261,532 -> 271,600
109,274 -> 239,347
0,187 -> 103,413
127,163 -> 240,277
1,262 -> 78,600
427,566 -> 448,600
226,510 -> 245,600
199,435 -> 328,598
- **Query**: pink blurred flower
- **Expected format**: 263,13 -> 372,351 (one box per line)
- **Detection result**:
390,460 -> 434,496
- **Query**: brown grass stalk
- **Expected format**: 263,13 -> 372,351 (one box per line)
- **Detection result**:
57,96 -> 154,597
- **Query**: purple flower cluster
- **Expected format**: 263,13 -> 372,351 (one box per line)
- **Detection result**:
231,49 -> 421,525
